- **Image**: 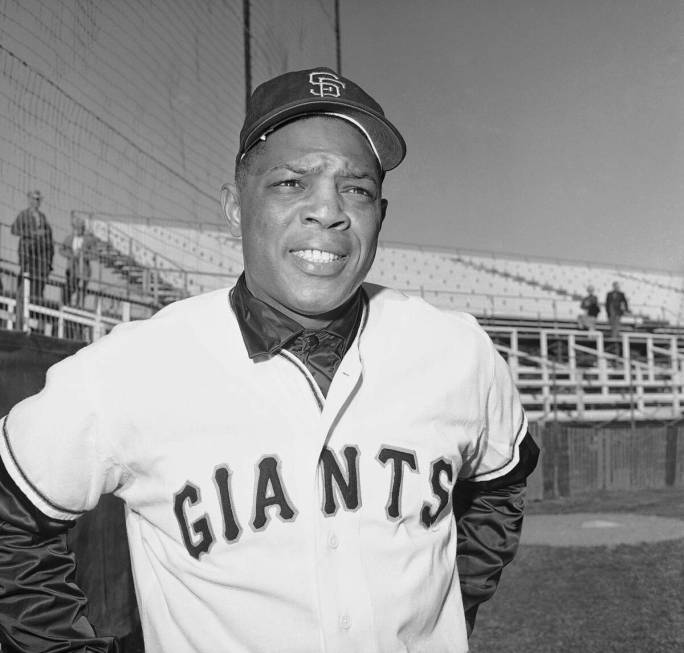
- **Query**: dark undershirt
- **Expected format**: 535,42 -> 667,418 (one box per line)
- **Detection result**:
229,274 -> 364,397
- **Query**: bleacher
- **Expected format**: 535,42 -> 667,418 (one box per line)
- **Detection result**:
73,216 -> 684,329
3,215 -> 684,424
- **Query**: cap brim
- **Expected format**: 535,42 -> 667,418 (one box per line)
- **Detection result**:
241,97 -> 406,171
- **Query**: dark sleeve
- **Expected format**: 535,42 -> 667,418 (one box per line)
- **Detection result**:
10,212 -> 23,236
0,455 -> 117,653
45,220 -> 54,263
454,431 -> 539,637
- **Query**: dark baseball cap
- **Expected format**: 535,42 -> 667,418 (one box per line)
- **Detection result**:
238,67 -> 406,172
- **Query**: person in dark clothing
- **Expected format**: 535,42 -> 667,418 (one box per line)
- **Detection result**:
605,281 -> 630,339
11,190 -> 54,302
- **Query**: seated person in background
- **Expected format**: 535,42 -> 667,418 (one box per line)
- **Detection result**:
578,285 -> 600,330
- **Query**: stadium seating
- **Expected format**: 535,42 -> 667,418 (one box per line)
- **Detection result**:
80,218 -> 683,327
2,216 -> 684,422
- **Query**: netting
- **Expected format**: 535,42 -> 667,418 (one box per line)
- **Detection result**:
0,0 -> 337,309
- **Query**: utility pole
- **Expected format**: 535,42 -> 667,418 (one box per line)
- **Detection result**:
243,0 -> 252,111
334,0 -> 342,74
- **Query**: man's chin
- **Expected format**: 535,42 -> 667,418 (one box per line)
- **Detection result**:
287,290 -> 358,322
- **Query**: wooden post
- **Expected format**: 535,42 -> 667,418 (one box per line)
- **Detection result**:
597,331 -> 608,396
540,331 -> 551,418
93,297 -> 103,341
509,328 -> 519,379
665,424 -> 678,486
671,336 -> 681,414
57,308 -> 65,339
646,336 -> 655,383
17,274 -> 30,333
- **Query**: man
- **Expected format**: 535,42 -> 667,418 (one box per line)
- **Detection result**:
11,190 -> 54,302
605,281 -> 630,339
578,284 -> 600,330
0,68 -> 538,652
59,215 -> 98,308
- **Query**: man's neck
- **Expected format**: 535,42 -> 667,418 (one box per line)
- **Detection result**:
244,282 -> 359,330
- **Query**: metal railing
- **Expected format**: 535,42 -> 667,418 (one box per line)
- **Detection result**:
0,278 -> 123,342
489,326 -> 684,422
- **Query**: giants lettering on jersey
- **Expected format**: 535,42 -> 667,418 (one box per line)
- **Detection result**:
173,445 -> 455,559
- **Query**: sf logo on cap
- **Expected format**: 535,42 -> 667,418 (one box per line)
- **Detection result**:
309,71 -> 345,98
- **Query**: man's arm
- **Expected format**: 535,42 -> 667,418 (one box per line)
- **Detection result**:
59,235 -> 73,260
42,218 -> 55,267
621,293 -> 629,314
0,455 -> 116,653
10,212 -> 24,236
454,431 -> 539,636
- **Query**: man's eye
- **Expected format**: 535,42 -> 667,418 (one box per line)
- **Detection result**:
274,179 -> 301,188
347,186 -> 373,198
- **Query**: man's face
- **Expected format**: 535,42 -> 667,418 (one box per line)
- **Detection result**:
224,116 -> 387,327
28,195 -> 40,210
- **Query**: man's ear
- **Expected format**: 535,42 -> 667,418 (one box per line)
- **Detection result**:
220,183 -> 242,237
380,198 -> 388,225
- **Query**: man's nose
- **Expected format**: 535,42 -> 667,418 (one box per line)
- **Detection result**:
302,184 -> 350,229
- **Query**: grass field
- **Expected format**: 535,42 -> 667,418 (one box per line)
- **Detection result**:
469,488 -> 684,653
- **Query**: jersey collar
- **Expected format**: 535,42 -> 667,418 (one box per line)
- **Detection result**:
229,273 -> 364,360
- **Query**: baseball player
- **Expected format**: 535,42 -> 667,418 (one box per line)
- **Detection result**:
0,67 -> 538,652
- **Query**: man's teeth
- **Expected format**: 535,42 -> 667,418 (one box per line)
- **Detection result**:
293,249 -> 343,263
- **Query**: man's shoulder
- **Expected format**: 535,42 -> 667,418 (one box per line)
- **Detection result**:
363,282 -> 487,338
91,288 -> 234,352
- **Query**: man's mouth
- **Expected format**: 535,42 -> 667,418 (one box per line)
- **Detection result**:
291,248 -> 346,264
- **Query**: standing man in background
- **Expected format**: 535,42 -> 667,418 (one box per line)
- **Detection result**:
11,189 -> 54,302
605,281 -> 630,339
0,68 -> 537,652
60,215 -> 97,308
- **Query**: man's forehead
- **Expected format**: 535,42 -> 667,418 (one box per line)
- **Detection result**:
251,117 -> 382,177
267,159 -> 379,180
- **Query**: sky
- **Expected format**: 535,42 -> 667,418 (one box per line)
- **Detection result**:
340,0 -> 683,272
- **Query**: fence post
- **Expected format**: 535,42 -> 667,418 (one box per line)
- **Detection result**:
17,274 -> 30,333
568,333 -> 576,383
57,307 -> 65,339
93,297 -> 103,341
665,424 -> 678,486
597,429 -> 606,490
540,331 -> 551,417
671,336 -> 681,415
541,422 -> 570,498
121,301 -> 131,322
526,422 -> 544,500
508,328 -> 519,379
576,370 -> 585,420
153,259 -> 159,305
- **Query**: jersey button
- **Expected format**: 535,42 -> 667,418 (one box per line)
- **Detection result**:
339,614 -> 352,630
328,533 -> 339,549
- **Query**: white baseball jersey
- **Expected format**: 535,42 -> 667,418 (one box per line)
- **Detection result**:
0,284 -> 526,653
